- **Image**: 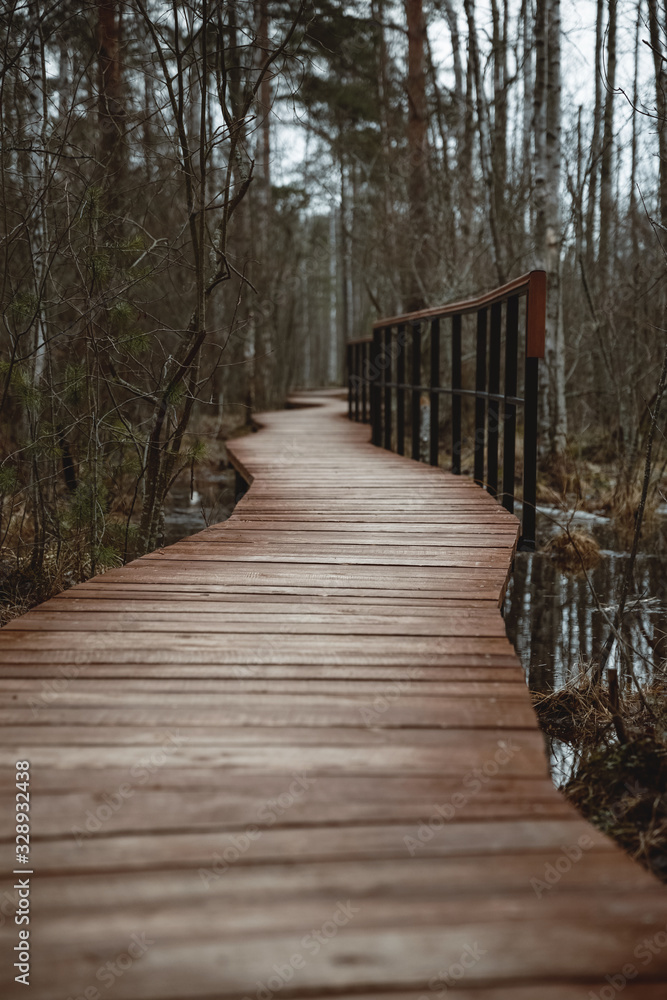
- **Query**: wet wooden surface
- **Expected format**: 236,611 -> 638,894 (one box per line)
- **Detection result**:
0,390 -> 665,998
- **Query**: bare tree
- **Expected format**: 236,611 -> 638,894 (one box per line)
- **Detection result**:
534,0 -> 566,456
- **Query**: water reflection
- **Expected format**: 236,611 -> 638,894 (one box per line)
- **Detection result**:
163,467 -> 236,545
505,549 -> 666,691
504,507 -> 667,781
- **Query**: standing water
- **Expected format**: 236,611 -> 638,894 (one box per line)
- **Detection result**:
163,466 -> 237,545
504,506 -> 667,782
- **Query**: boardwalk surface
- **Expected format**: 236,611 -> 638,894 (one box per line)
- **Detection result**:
1,391 -> 666,998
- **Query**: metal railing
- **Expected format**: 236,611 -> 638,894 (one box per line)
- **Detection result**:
346,271 -> 546,549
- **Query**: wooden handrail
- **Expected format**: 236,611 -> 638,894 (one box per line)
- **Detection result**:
346,270 -> 546,549
372,271 -> 545,353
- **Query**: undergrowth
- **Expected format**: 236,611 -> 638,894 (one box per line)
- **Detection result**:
533,666 -> 667,880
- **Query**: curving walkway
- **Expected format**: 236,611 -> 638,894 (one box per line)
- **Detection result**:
0,391 -> 665,998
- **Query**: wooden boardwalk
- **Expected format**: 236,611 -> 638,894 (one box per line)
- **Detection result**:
1,390 -> 666,998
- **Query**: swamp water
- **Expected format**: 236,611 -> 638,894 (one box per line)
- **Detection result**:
504,505 -> 667,783
163,466 -> 237,545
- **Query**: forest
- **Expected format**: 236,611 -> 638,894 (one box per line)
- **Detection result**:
3,0 -> 667,947
0,0 -> 666,611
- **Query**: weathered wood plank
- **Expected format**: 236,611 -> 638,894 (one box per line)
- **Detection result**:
0,390 -> 663,999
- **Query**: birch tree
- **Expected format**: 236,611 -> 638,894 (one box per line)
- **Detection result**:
534,0 -> 567,456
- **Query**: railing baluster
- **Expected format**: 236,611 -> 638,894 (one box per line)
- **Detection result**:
358,271 -> 545,546
487,302 -> 502,496
354,343 -> 361,422
523,356 -> 539,549
522,270 -> 547,549
451,314 -> 462,475
502,295 -> 519,512
411,321 -> 421,461
384,326 -> 392,451
347,343 -> 353,420
396,323 -> 406,455
474,308 -> 487,486
371,328 -> 382,445
362,342 -> 368,423
429,317 -> 440,467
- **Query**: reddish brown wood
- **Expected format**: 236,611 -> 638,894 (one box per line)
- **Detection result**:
0,390 -> 664,998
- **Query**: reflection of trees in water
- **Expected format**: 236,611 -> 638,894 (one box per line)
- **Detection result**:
505,550 -> 667,695
505,543 -> 667,784
163,469 -> 237,546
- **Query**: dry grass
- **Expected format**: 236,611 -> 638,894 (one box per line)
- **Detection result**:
567,736 -> 667,878
535,482 -> 566,506
533,670 -> 620,743
540,450 -> 582,498
0,557 -> 69,626
610,481 -> 659,550
543,529 -> 600,573
533,671 -> 667,880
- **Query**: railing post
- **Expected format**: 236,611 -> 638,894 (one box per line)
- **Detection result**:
354,343 -> 361,422
521,270 -> 547,549
523,357 -> 539,549
474,308 -> 487,486
451,314 -> 462,475
362,342 -> 368,423
396,323 -> 406,455
487,302 -> 502,496
371,327 -> 382,446
347,343 -> 353,420
383,326 -> 392,451
502,295 -> 519,513
411,321 -> 421,461
429,317 -> 440,467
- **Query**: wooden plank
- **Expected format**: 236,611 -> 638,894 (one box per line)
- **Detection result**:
0,695 -> 537,728
0,389 -> 662,998
0,783 -> 574,835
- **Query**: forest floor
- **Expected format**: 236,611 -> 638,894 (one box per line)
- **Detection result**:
534,679 -> 667,883
0,410 -> 251,625
527,442 -> 667,884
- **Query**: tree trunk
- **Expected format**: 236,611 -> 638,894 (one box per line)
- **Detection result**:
545,0 -> 567,455
522,0 -> 534,222
460,14 -> 475,256
491,0 -> 508,248
534,0 -> 566,456
648,0 -> 667,230
464,0 -> 505,285
598,0 -> 617,281
404,0 -> 429,312
585,0 -> 604,264
253,0 -> 275,409
96,0 -> 124,209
